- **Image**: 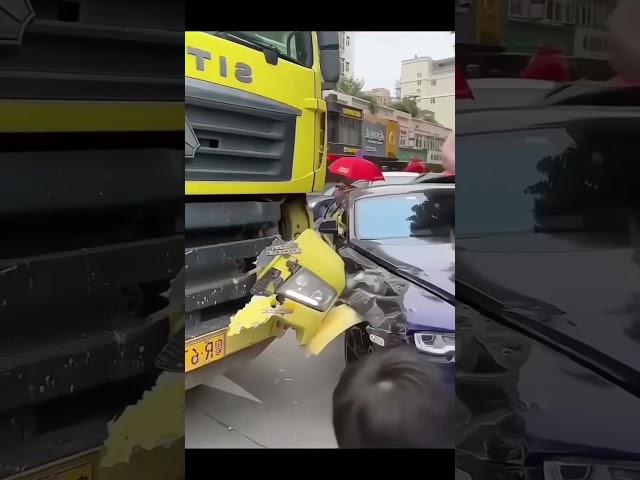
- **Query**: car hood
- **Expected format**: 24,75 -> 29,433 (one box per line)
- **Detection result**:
352,237 -> 455,300
457,232 -> 640,388
339,241 -> 454,334
457,301 -> 640,465
403,282 -> 454,332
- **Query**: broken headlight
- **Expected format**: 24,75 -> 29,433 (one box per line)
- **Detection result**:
276,267 -> 337,312
414,332 -> 455,361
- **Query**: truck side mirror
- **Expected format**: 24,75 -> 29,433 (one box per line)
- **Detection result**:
317,31 -> 339,89
318,219 -> 338,236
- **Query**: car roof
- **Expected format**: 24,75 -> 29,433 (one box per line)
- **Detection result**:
415,172 -> 455,183
347,182 -> 454,202
383,171 -> 420,177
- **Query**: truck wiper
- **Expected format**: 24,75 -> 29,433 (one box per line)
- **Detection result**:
217,31 -> 303,67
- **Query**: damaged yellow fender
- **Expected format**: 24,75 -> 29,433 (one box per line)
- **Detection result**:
306,304 -> 362,355
231,228 -> 359,355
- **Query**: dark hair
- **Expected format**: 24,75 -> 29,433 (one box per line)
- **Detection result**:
332,347 -> 453,448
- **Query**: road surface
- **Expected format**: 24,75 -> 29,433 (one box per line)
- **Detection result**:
185,330 -> 345,448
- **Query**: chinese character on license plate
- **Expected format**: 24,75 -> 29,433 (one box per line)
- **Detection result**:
184,330 -> 227,373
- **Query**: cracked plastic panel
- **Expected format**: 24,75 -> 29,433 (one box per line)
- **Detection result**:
338,246 -> 410,335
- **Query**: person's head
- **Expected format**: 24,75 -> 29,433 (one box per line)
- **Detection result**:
609,0 -> 640,81
332,347 -> 454,448
442,131 -> 455,174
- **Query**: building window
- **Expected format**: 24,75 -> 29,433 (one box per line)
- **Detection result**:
509,0 -> 525,17
430,98 -> 436,104
417,88 -> 421,94
337,115 -> 361,146
400,129 -> 408,147
340,58 -> 345,74
346,36 -> 350,47
328,114 -> 339,143
346,61 -> 349,72
546,0 -> 576,24
431,79 -> 436,86
417,80 -> 421,86
417,72 -> 422,78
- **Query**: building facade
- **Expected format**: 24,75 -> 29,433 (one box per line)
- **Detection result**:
339,31 -> 355,79
324,90 -> 451,171
325,94 -> 363,158
506,0 -> 615,57
369,87 -> 393,107
400,56 -> 455,129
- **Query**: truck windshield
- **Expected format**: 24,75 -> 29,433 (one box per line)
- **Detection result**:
225,31 -> 312,68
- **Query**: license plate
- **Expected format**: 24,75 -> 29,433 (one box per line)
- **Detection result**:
11,449 -> 99,480
185,329 -> 226,373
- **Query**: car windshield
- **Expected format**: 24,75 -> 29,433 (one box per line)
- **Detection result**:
355,189 -> 454,240
225,31 -> 312,67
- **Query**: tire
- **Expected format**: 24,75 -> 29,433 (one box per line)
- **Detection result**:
344,322 -> 375,366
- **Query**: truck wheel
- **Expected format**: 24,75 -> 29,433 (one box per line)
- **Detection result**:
344,323 -> 374,366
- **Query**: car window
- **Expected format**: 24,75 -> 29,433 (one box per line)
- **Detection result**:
457,124 -> 639,237
354,189 -> 454,240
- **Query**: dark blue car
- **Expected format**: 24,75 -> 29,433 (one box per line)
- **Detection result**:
317,181 -> 455,378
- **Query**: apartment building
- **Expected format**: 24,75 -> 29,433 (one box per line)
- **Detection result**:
369,87 -> 393,107
339,31 -> 355,79
400,56 -> 455,129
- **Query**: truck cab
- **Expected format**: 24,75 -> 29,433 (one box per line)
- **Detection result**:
184,31 -> 341,387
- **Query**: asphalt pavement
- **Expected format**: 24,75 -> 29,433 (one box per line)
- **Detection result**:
185,330 -> 345,448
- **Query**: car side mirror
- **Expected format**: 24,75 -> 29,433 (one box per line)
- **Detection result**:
318,219 -> 338,235
312,198 -> 335,220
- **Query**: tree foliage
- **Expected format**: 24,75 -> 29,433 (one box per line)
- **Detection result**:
392,97 -> 421,118
337,77 -> 365,95
337,77 -> 378,113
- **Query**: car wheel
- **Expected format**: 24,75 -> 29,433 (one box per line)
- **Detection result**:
344,323 -> 374,366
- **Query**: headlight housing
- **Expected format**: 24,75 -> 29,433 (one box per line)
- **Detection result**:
414,332 -> 455,361
276,267 -> 337,312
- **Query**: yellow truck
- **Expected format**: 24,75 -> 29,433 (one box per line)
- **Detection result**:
1,2 -> 185,479
184,31 -> 359,388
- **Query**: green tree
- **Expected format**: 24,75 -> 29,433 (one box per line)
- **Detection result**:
337,77 -> 378,113
337,77 -> 365,95
392,97 -> 421,118
355,92 -> 378,113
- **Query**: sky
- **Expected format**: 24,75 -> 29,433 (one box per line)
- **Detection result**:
352,32 -> 455,93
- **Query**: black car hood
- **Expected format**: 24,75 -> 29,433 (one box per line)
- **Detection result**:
338,244 -> 454,334
456,301 -> 640,466
351,237 -> 455,302
457,232 -> 640,395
